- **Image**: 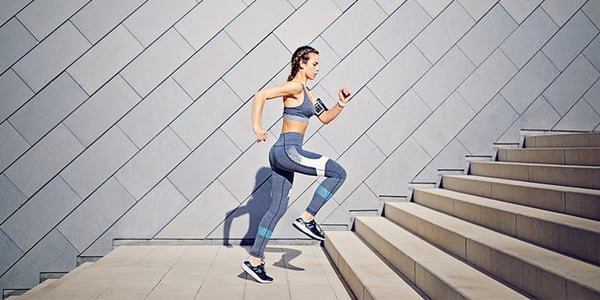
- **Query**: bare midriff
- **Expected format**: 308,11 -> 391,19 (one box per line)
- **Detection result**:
281,118 -> 308,135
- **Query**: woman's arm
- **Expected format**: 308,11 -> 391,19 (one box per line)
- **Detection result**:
252,82 -> 303,143
317,88 -> 351,124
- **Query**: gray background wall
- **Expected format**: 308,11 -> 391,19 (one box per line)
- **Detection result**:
1,0 -> 599,292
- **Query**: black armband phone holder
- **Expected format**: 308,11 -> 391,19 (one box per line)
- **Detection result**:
314,98 -> 328,116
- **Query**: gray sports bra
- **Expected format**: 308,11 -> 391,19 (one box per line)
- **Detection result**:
282,83 -> 315,123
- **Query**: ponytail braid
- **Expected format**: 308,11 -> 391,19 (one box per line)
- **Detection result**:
287,46 -> 319,81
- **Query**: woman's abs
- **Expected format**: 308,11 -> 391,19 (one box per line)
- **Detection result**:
281,119 -> 308,135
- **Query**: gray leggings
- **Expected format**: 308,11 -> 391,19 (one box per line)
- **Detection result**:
249,132 -> 346,259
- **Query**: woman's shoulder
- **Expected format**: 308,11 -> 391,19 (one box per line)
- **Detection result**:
286,80 -> 305,91
276,81 -> 304,96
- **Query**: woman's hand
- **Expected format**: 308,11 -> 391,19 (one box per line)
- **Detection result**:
338,88 -> 351,104
254,127 -> 268,143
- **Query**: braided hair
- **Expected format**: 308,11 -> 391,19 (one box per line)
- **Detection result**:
287,46 -> 319,81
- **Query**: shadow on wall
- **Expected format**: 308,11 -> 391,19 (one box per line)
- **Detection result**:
223,167 -> 272,246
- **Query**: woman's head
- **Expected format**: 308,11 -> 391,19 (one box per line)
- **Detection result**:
288,46 -> 319,81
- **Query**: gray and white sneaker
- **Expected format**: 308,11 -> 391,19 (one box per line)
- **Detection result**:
292,217 -> 325,241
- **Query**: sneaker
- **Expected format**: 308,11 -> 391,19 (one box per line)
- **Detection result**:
292,217 -> 325,241
241,260 -> 273,283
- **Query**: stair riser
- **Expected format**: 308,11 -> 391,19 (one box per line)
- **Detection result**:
354,220 -> 416,283
524,133 -> 600,148
518,217 -> 600,265
414,189 -> 600,265
470,162 -> 600,189
442,176 -> 565,213
497,148 -> 600,166
567,193 -> 600,221
385,204 -> 600,299
323,239 -> 364,300
414,265 -> 466,300
466,239 -> 576,299
354,219 -> 465,300
324,233 -> 424,300
383,205 -> 468,259
442,176 -> 600,221
414,189 -> 517,237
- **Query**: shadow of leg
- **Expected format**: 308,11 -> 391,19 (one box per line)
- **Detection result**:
270,247 -> 305,271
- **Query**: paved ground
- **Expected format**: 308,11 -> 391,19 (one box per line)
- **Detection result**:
16,245 -> 354,300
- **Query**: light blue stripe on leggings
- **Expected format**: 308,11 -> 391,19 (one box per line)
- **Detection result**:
257,226 -> 272,238
316,185 -> 333,200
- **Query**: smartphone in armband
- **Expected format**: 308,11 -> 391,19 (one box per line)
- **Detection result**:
314,98 -> 328,116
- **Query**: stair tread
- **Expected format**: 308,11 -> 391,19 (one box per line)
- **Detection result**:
325,231 -> 423,299
386,202 -> 600,292
511,147 -> 600,150
473,160 -> 600,169
415,188 -> 600,233
355,216 -> 527,299
444,174 -> 600,196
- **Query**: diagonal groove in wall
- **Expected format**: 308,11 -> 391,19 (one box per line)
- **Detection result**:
2,0 -> 599,292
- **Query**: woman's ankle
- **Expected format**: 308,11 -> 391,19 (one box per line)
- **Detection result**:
301,211 -> 314,222
248,256 -> 262,266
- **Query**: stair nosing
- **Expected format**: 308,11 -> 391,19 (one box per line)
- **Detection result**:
471,160 -> 600,169
443,174 -> 600,195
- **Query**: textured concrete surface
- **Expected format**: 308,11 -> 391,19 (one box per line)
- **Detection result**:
13,245 -> 353,300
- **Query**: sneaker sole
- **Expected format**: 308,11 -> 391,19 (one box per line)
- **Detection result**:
292,221 -> 325,241
241,263 -> 272,284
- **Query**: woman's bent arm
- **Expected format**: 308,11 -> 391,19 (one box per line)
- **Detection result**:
252,82 -> 304,143
317,88 -> 351,124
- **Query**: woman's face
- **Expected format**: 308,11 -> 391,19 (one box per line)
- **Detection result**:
302,53 -> 320,80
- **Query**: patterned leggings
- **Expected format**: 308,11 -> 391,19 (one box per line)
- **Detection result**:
249,132 -> 346,259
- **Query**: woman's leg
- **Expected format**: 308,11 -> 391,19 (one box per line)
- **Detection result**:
243,164 -> 293,284
282,146 -> 347,217
281,145 -> 347,240
305,159 -> 346,216
248,167 -> 294,260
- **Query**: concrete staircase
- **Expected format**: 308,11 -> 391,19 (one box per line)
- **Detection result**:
325,132 -> 600,299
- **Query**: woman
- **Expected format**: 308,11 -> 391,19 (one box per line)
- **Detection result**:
242,45 -> 351,283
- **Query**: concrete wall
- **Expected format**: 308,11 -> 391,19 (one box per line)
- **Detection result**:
1,0 -> 599,291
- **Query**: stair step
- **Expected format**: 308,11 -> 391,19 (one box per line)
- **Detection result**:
524,132 -> 600,148
413,188 -> 600,265
324,231 -> 424,300
442,175 -> 600,221
353,216 -> 527,299
15,262 -> 94,299
384,202 -> 600,299
497,147 -> 600,166
470,161 -> 600,189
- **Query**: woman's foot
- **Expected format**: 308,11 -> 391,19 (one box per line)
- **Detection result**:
241,260 -> 273,283
292,217 -> 325,241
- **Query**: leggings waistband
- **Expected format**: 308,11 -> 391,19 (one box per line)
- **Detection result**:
274,132 -> 304,146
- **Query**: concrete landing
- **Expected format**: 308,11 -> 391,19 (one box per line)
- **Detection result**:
15,245 -> 353,300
